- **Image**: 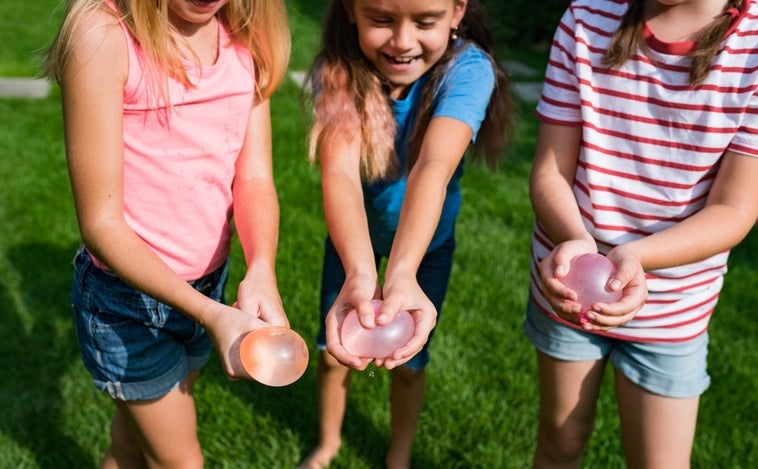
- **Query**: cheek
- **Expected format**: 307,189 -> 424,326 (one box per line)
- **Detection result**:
358,29 -> 389,55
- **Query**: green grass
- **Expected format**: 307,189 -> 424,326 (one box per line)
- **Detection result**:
1,1 -> 757,468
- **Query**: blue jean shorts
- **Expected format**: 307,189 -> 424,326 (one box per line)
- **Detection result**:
523,298 -> 710,398
70,248 -> 228,401
316,235 -> 455,371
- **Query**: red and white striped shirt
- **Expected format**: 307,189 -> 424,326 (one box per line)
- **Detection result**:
531,0 -> 758,342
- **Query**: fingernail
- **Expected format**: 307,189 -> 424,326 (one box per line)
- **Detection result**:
609,279 -> 622,290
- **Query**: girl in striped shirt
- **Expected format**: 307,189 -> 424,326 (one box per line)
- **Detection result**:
526,0 -> 758,466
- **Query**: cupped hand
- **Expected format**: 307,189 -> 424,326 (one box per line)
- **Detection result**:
203,301 -> 270,380
324,273 -> 379,370
538,239 -> 598,323
580,245 -> 647,331
374,276 -> 437,370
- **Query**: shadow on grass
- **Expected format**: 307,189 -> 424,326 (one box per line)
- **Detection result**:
202,341 -> 440,467
0,241 -> 94,468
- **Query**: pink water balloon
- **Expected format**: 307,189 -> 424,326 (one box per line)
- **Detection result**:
559,253 -> 622,320
239,326 -> 309,387
340,300 -> 415,358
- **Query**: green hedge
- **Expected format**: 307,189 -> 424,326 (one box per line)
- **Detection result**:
483,0 -> 569,48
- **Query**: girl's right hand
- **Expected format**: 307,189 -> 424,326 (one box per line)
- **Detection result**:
324,273 -> 379,370
538,239 -> 598,324
203,301 -> 270,379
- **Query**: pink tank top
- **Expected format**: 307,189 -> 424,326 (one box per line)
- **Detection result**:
94,3 -> 256,280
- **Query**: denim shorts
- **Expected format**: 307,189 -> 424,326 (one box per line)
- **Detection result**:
71,248 -> 228,401
523,298 -> 710,398
316,235 -> 455,371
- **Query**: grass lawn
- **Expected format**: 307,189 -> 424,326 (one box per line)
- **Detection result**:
0,1 -> 756,468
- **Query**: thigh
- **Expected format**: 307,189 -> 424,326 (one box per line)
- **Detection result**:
615,370 -> 699,469
536,350 -> 607,433
114,370 -> 204,468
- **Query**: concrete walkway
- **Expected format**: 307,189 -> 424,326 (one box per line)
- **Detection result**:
0,78 -> 50,99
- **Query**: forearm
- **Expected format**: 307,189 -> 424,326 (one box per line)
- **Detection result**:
322,170 -> 377,280
529,122 -> 593,245
384,158 -> 448,279
80,219 -> 222,326
621,203 -> 756,271
233,177 -> 279,281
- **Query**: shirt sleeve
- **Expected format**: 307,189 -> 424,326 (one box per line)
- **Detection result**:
432,44 -> 496,142
535,5 -> 583,125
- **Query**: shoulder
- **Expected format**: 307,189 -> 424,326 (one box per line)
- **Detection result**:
61,3 -> 128,90
449,43 -> 494,72
64,4 -> 127,79
442,43 -> 496,89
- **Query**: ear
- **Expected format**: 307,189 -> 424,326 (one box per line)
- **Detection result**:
451,0 -> 468,29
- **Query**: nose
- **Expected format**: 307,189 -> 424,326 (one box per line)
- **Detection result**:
390,21 -> 415,51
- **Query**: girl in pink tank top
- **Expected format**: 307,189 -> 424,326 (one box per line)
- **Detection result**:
43,0 -> 291,466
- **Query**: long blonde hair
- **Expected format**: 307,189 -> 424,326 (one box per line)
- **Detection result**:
43,0 -> 290,100
603,0 -> 743,86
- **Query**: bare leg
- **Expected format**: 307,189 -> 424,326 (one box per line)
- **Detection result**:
615,370 -> 698,469
101,370 -> 203,469
385,366 -> 425,469
298,351 -> 351,469
532,351 -> 607,469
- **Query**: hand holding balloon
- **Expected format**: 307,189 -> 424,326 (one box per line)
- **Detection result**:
559,253 -> 622,322
238,326 -> 309,387
340,299 -> 415,358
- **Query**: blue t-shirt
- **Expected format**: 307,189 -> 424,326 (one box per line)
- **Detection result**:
363,42 -> 496,256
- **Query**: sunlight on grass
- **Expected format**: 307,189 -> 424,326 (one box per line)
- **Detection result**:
1,0 -> 756,467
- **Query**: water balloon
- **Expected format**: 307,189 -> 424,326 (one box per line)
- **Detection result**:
239,326 -> 309,387
559,253 -> 622,319
340,299 -> 415,358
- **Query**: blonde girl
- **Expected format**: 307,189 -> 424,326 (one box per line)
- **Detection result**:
44,0 -> 290,467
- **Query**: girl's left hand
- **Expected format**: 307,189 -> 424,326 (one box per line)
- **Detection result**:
236,268 -> 289,328
375,276 -> 437,370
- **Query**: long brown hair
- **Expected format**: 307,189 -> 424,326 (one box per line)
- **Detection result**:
306,0 -> 514,182
603,0 -> 743,86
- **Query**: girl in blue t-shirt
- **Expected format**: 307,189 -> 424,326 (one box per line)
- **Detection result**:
299,1 -> 513,467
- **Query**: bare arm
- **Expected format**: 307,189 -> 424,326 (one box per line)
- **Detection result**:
529,122 -> 646,328
320,129 -> 380,369
61,9 -> 258,378
616,150 -> 758,270
232,98 -> 287,328
379,116 -> 473,368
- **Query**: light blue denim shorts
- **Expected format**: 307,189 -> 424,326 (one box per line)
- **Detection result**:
524,298 -> 710,398
71,248 -> 228,401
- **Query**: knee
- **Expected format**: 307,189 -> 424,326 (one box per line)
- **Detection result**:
537,417 -> 594,464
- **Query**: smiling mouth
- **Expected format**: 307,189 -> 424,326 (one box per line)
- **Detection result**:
384,54 -> 417,65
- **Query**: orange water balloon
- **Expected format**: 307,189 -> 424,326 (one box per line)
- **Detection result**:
239,326 -> 309,387
340,299 -> 415,358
